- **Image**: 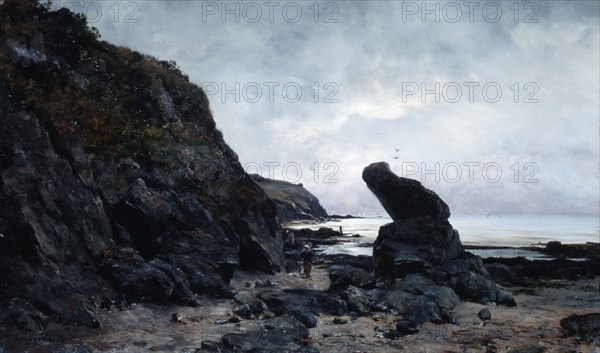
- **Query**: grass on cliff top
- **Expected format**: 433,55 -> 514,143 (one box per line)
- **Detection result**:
0,0 -> 218,166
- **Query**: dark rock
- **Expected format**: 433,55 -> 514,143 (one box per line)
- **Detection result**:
435,253 -> 516,306
8,298 -> 47,332
478,308 -> 491,321
255,280 -> 275,288
495,286 -> 517,307
537,242 -> 600,259
251,174 -> 328,222
560,312 -> 600,340
167,253 -> 234,299
148,258 -> 198,306
234,291 -> 267,312
362,162 -> 450,222
200,340 -> 221,351
289,227 -> 343,247
333,317 -> 348,324
374,217 -> 463,279
258,289 -> 346,328
364,161 -> 515,311
395,274 -> 460,313
368,274 -> 459,326
320,254 -> 374,271
450,270 -> 497,304
546,241 -> 562,254
395,320 -> 419,334
232,304 -> 254,319
341,285 -> 371,314
328,264 -> 375,292
329,214 -> 361,219
485,257 -> 600,280
0,0 -> 286,329
485,263 -> 517,286
100,247 -> 174,302
405,296 -> 446,325
222,315 -> 312,352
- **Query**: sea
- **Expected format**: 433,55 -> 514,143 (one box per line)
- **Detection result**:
287,214 -> 600,259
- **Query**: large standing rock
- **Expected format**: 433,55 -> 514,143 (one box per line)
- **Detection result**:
362,162 -> 450,222
362,162 -> 515,308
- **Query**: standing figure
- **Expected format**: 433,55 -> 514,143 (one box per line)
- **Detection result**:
339,226 -> 343,235
300,244 -> 315,279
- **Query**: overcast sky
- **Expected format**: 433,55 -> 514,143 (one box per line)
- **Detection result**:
59,0 -> 600,216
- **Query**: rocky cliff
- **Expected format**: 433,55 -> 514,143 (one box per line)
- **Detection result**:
250,174 -> 328,222
0,0 -> 285,328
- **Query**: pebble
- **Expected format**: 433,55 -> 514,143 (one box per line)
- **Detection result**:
478,308 -> 492,321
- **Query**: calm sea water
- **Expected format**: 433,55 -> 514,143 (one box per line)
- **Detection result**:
287,214 -> 600,258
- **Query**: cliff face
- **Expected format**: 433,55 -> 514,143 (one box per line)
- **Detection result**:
250,174 -> 328,223
0,0 -> 285,326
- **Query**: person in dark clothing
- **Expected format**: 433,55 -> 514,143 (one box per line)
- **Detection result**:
300,244 -> 315,279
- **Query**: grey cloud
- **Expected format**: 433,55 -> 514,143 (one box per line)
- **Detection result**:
60,0 -> 599,215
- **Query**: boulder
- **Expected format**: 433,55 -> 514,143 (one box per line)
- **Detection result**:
560,313 -> 600,340
258,289 -> 346,328
368,274 -> 459,326
328,264 -> 375,292
340,285 -> 371,314
362,162 -> 450,222
320,254 -> 374,271
222,315 -> 314,352
485,263 -> 517,285
478,308 -> 491,321
234,291 -> 268,312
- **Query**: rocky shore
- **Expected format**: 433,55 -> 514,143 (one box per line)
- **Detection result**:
2,160 -> 598,352
2,247 -> 598,353
0,3 -> 598,353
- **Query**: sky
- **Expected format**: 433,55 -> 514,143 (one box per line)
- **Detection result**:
55,0 -> 600,216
